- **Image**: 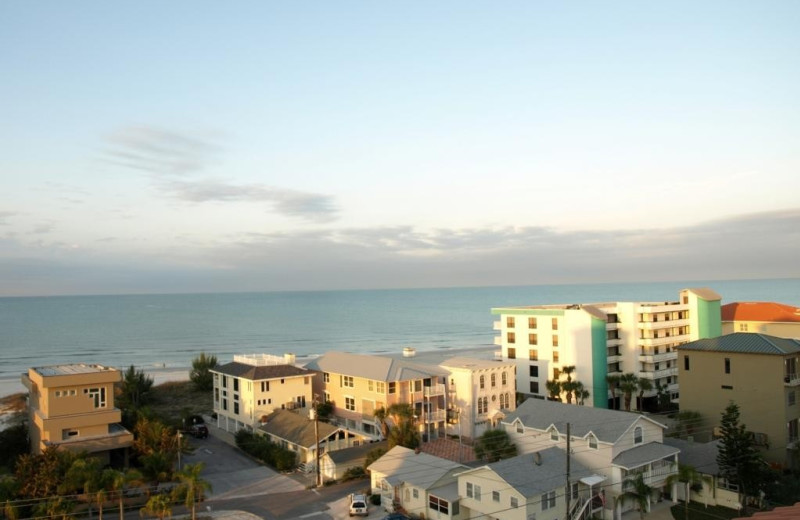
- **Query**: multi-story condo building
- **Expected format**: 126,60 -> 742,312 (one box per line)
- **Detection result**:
211,353 -> 313,433
304,351 -> 450,441
677,333 -> 800,469
21,364 -> 133,464
492,288 -> 722,409
439,356 -> 517,441
722,302 -> 800,338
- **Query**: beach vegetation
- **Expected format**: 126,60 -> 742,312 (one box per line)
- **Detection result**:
234,430 -> 297,471
473,428 -> 517,462
189,353 -> 218,392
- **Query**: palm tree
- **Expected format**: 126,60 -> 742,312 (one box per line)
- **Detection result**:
619,373 -> 639,412
174,463 -> 211,520
665,464 -> 712,520
139,495 -> 172,520
3,500 -> 18,520
373,407 -> 389,438
606,374 -> 621,410
545,379 -> 562,401
575,382 -> 590,406
107,468 -> 145,520
562,365 -> 576,382
562,380 -> 578,404
615,473 -> 654,520
637,378 -> 653,412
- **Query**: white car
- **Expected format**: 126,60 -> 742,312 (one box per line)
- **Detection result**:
349,493 -> 368,517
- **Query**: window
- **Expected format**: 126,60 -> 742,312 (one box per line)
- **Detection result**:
507,317 -> 515,327
261,381 -> 270,392
491,373 -> 497,387
553,351 -> 559,363
480,375 -> 485,389
529,365 -> 539,378
492,491 -> 500,502
214,388 -> 219,403
516,421 -> 524,433
724,358 -> 731,374
589,435 -> 598,450
222,376 -> 228,388
376,381 -> 385,393
62,429 -> 79,440
86,387 -> 106,408
345,397 -> 355,411
368,380 -> 374,392
474,484 -> 482,500
542,491 -> 556,510
508,332 -> 516,344
233,379 -> 239,392
234,402 -> 239,414
634,426 -> 643,444
466,482 -> 473,498
529,349 -> 538,360
429,496 -> 449,514
684,355 -> 690,370
528,317 -> 537,329
510,496 -> 519,508
477,397 -> 485,414
323,372 -> 330,383
790,391 -> 796,407
553,368 -> 561,379
550,428 -> 559,441
502,372 -> 508,386
530,381 -> 539,394
222,399 -> 228,410
738,323 -> 749,332
414,380 -> 422,392
343,376 -> 354,388
413,489 -> 419,499
551,318 -> 558,330
508,347 -> 516,359
389,382 -> 396,394
552,335 -> 559,347
529,333 -> 538,345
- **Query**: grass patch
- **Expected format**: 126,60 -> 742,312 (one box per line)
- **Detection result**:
145,381 -> 213,427
669,502 -> 741,520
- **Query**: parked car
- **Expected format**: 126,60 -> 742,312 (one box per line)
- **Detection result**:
381,514 -> 410,520
189,424 -> 208,439
349,493 -> 368,517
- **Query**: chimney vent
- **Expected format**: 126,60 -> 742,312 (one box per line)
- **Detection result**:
534,452 -> 542,466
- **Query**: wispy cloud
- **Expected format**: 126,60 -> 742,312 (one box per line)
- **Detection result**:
0,211 -> 16,225
162,179 -> 338,222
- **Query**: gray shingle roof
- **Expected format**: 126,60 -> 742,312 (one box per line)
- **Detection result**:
502,398 -> 665,444
612,442 -> 679,469
664,438 -> 721,475
212,361 -> 310,380
304,351 -> 449,382
326,440 -> 388,465
367,446 -> 467,490
677,333 -> 800,355
258,410 -> 339,448
474,447 -> 592,498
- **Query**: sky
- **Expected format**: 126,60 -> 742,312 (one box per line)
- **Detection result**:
1,1 -> 799,296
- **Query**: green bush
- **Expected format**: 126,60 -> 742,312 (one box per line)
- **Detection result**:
370,494 -> 382,506
234,429 -> 297,471
342,466 -> 366,481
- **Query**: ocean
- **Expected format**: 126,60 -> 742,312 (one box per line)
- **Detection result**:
1,278 -> 798,397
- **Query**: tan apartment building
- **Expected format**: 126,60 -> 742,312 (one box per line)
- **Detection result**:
677,333 -> 800,468
21,364 -> 133,464
304,351 -> 450,441
211,353 -> 314,433
493,288 -> 722,409
439,356 -> 517,441
722,302 -> 800,338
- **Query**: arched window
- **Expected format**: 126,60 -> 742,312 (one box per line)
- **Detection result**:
491,373 -> 496,387
483,397 -> 489,412
634,426 -> 643,444
502,371 -> 508,386
479,375 -> 485,389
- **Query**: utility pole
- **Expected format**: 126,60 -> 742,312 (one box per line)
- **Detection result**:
566,422 -> 571,520
313,396 -> 322,487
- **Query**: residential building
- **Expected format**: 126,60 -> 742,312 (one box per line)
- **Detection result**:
304,351 -> 450,441
211,353 -> 313,433
458,447 -> 605,520
368,445 -> 467,518
501,398 -> 679,519
663,438 -> 740,510
439,356 -> 517,441
257,409 -> 368,474
21,364 -> 133,464
677,333 -> 800,468
492,288 -> 722,409
320,440 -> 388,482
722,302 -> 800,338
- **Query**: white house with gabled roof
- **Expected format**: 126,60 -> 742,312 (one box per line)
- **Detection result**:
501,398 -> 679,519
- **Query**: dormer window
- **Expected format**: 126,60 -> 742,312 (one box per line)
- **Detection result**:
634,426 -> 643,445
516,421 -> 524,434
550,428 -> 559,441
588,434 -> 598,450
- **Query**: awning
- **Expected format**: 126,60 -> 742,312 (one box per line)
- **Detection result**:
580,474 -> 607,487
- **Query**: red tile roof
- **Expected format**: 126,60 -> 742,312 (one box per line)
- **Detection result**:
722,302 -> 800,323
738,502 -> 800,519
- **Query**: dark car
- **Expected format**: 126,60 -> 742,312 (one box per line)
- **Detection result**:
189,424 -> 208,439
381,514 -> 410,520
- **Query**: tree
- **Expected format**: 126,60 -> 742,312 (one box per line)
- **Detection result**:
174,463 -> 211,520
619,373 -> 639,412
665,464 -> 712,520
373,407 -> 389,438
189,353 -> 218,392
106,468 -> 144,520
15,448 -> 78,499
3,499 -> 18,520
139,495 -> 171,520
636,378 -> 653,412
575,382 -> 590,406
606,374 -> 621,410
615,473 -> 654,520
119,365 -> 154,410
364,446 -> 387,470
672,410 -> 702,439
545,379 -> 562,401
133,416 -> 189,482
716,402 -> 765,509
314,401 -> 333,423
474,429 -> 517,462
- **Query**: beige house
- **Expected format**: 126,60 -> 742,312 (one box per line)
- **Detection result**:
304,351 -> 450,441
677,333 -> 800,469
664,438 -> 741,510
439,357 -> 517,441
722,302 -> 800,338
21,364 -> 133,464
502,398 -> 678,519
211,354 -> 313,433
320,440 -> 388,482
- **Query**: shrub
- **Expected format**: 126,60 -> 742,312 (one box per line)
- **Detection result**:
342,466 -> 366,481
370,494 -> 382,506
189,353 -> 218,392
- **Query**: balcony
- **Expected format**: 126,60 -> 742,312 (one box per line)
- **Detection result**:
493,337 -> 502,346
493,321 -> 502,331
639,367 -> 678,380
785,373 -> 800,387
425,383 -> 446,396
638,352 -> 675,364
424,410 -> 446,423
606,322 -> 619,331
607,354 -> 624,364
46,424 -> 133,454
606,337 -> 622,347
639,318 -> 690,330
639,336 -> 686,347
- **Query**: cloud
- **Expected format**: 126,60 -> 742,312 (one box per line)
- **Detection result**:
0,211 -> 16,225
103,126 -> 221,176
163,179 -> 338,222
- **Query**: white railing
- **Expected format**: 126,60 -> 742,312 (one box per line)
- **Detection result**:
425,410 -> 446,423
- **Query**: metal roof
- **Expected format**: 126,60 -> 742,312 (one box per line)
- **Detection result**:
677,333 -> 800,355
304,351 -> 449,382
257,410 -> 340,448
664,438 -> 721,475
33,364 -> 115,376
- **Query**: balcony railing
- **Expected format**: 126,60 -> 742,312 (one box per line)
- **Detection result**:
785,373 -> 800,386
638,318 -> 690,330
493,337 -> 502,346
638,352 -> 675,364
424,410 -> 446,423
426,383 -> 446,396
639,336 -> 686,347
639,367 -> 678,380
